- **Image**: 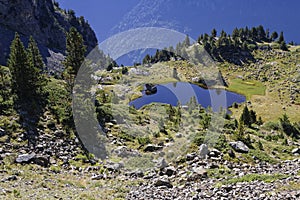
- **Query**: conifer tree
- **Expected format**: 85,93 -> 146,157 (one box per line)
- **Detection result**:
183,35 -> 191,47
278,31 -> 285,43
211,28 -> 217,38
236,118 -> 245,140
27,36 -> 47,97
280,41 -> 288,51
240,106 -> 251,127
271,31 -> 278,41
63,27 -> 86,76
256,25 -> 266,41
232,28 -> 239,40
8,33 -> 29,101
8,33 -> 46,107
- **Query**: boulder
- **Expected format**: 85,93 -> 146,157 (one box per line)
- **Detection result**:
188,167 -> 208,181
104,162 -> 124,172
156,157 -> 168,169
164,166 -> 176,177
113,146 -> 140,158
229,141 -> 249,153
208,149 -> 221,157
292,148 -> 300,154
33,155 -> 50,167
91,174 -> 106,180
186,153 -> 197,161
153,177 -> 173,188
199,144 -> 209,158
15,153 -> 36,164
144,144 -> 163,152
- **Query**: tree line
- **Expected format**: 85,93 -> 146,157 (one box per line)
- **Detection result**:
0,27 -> 87,128
141,25 -> 289,66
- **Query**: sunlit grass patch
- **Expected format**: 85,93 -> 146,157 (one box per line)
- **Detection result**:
227,78 -> 266,99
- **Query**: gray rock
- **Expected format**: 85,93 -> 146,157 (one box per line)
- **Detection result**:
91,174 -> 106,180
199,144 -> 209,158
209,149 -> 221,157
292,148 -> 300,154
105,162 -> 124,172
113,146 -> 140,158
1,175 -> 17,182
144,144 -> 163,152
175,133 -> 183,138
186,153 -> 197,161
188,167 -> 208,181
229,141 -> 249,153
15,153 -> 36,163
153,177 -> 173,188
156,157 -> 168,169
164,166 -> 176,177
34,155 -> 50,167
127,170 -> 144,178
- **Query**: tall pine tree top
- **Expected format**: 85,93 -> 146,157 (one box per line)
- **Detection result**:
63,27 -> 87,76
27,36 -> 47,97
7,32 -> 28,99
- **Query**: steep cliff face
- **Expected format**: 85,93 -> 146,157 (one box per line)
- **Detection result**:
0,0 -> 98,70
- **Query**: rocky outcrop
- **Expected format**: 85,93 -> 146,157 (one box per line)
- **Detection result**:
0,0 -> 98,71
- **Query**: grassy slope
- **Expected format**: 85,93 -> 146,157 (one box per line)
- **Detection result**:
223,46 -> 300,122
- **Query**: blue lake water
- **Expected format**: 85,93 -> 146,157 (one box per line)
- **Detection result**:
129,82 -> 246,111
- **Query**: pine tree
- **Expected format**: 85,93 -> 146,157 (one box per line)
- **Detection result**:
257,25 -> 266,41
143,54 -> 151,65
211,28 -> 217,38
232,28 -> 239,40
237,118 -> 245,141
183,35 -> 191,47
270,31 -> 278,41
249,110 -> 257,124
7,33 -> 29,101
63,27 -> 86,76
265,28 -> 270,41
278,31 -> 285,43
27,36 -> 47,97
257,116 -> 263,125
240,106 -> 251,127
220,30 -> 227,38
250,27 -> 258,41
280,41 -> 288,51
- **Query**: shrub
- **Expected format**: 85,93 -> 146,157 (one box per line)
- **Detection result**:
263,121 -> 280,131
192,132 -> 205,146
257,141 -> 264,151
137,136 -> 151,145
247,44 -> 257,51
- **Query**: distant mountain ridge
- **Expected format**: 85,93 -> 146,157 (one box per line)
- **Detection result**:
0,0 -> 98,70
110,0 -> 299,43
